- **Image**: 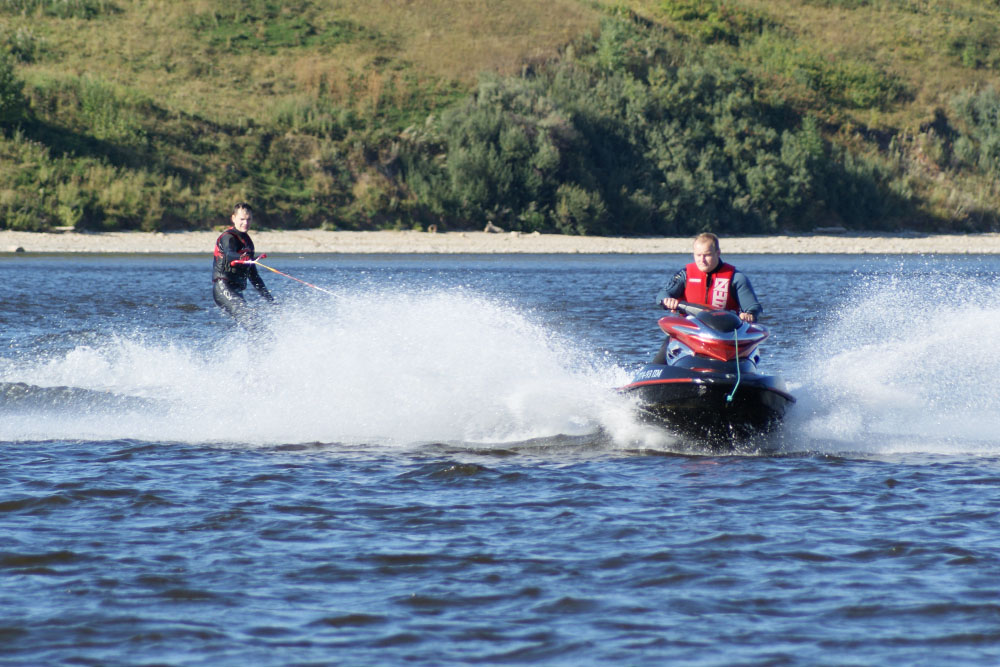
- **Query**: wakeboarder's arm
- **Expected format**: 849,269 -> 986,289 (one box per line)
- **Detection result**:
249,266 -> 274,302
218,233 -> 246,267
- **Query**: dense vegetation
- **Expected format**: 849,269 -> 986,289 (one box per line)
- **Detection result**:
1,0 -> 999,234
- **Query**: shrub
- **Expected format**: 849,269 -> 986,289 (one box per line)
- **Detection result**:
555,183 -> 607,235
2,26 -> 44,63
77,76 -> 146,145
661,0 -> 776,46
0,52 -> 26,128
950,86 -> 1000,178
947,24 -> 1000,71
30,74 -> 146,145
428,76 -> 572,229
751,32 -> 907,110
398,15 -> 880,235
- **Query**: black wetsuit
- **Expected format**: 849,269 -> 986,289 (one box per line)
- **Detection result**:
212,228 -> 273,331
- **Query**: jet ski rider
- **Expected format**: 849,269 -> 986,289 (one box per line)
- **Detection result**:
657,232 -> 762,323
212,202 -> 274,331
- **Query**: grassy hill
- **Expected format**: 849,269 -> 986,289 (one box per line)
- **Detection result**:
1,0 -> 998,234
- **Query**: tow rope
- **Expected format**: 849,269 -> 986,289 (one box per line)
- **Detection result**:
726,325 -> 741,404
231,254 -> 337,296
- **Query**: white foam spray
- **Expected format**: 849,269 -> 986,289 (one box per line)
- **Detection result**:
0,288 -> 652,449
25,269 -> 995,457
787,272 -> 1000,455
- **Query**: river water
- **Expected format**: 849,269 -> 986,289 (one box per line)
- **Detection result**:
2,252 -> 1000,665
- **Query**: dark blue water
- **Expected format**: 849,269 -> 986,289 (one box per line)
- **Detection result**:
3,252 -> 1000,665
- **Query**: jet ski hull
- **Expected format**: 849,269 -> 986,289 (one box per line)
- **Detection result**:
622,363 -> 795,442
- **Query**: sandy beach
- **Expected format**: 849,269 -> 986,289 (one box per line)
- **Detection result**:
3,229 -> 1000,255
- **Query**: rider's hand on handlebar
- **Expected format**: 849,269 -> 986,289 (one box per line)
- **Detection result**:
661,297 -> 680,310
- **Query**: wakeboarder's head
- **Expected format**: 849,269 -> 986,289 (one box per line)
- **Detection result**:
231,202 -> 253,234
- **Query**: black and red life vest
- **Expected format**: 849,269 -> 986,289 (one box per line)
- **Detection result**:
212,227 -> 255,287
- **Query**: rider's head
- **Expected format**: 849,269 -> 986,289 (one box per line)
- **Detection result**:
692,233 -> 721,273
231,202 -> 253,233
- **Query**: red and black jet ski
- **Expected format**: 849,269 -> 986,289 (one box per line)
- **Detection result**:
621,302 -> 795,443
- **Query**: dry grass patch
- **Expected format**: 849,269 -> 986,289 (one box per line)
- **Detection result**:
335,0 -> 601,82
11,0 -> 601,126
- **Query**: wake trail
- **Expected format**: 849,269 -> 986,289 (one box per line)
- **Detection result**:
0,288 -> 646,448
786,274 -> 1000,455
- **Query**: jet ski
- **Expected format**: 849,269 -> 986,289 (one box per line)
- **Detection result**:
621,301 -> 795,443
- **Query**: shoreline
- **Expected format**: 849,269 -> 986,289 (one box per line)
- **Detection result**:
4,229 -> 1000,255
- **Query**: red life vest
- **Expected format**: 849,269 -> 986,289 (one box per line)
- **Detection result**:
683,261 -> 739,310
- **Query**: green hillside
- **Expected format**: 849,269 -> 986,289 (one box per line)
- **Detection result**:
1,0 -> 998,234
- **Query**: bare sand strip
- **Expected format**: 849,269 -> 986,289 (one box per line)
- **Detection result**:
3,229 -> 1000,255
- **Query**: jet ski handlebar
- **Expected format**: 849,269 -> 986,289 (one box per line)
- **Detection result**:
668,301 -> 748,334
671,301 -> 709,316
